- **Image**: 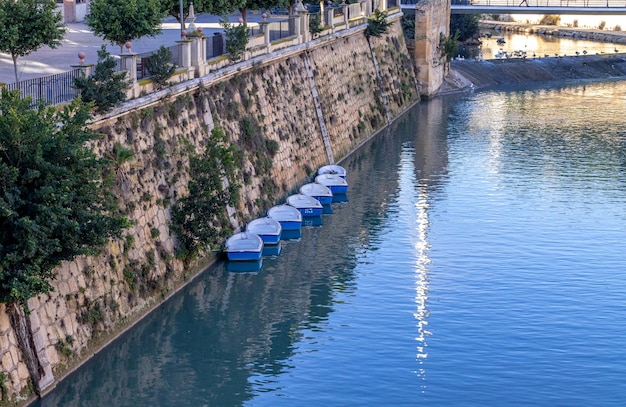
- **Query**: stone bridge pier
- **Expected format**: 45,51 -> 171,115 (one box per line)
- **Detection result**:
412,0 -> 451,97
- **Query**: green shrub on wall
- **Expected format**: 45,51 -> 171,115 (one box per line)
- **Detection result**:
365,9 -> 391,39
170,126 -> 242,262
221,18 -> 249,62
145,45 -> 177,90
73,45 -> 129,114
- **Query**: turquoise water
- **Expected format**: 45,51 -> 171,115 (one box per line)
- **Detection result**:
36,79 -> 626,406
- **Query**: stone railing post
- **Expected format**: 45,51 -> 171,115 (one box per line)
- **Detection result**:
71,52 -> 94,79
119,51 -> 138,85
342,3 -> 349,26
325,7 -> 335,31
290,13 -> 302,43
176,39 -> 192,69
260,21 -> 271,51
188,30 -> 207,76
301,12 -> 310,42
362,0 -> 371,18
380,0 -> 388,11
119,49 -> 139,98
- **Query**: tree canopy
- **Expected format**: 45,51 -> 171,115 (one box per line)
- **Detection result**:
0,0 -> 65,83
238,0 -> 287,22
73,46 -> 129,114
0,89 -> 129,305
450,14 -> 480,42
161,0 -> 244,28
86,0 -> 165,50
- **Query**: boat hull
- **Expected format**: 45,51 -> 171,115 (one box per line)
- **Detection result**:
297,207 -> 323,217
226,250 -> 262,262
315,196 -> 332,205
327,185 -> 348,195
258,234 -> 280,245
278,220 -> 301,231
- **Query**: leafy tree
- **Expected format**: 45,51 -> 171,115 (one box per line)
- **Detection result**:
438,31 -> 459,63
86,0 -> 165,52
450,14 -> 479,42
309,13 -> 323,38
0,89 -> 130,306
237,0 -> 284,22
161,0 -> 245,28
221,18 -> 249,62
170,126 -> 241,263
365,9 -> 392,39
73,46 -> 129,114
0,0 -> 65,83
145,46 -> 177,90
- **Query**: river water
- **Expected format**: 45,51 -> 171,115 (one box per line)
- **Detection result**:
463,30 -> 623,59
36,78 -> 626,406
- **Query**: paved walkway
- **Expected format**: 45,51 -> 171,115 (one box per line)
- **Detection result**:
0,13 -> 268,84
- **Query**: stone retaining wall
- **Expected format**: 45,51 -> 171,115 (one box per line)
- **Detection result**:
0,17 -> 418,406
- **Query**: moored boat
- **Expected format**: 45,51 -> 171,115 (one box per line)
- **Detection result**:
286,194 -> 323,217
224,232 -> 264,261
246,217 -> 282,245
315,173 -> 349,195
299,182 -> 333,205
318,164 -> 347,179
267,204 -> 302,231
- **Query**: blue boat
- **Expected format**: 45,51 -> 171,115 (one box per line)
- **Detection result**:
286,194 -> 323,217
315,173 -> 348,195
299,182 -> 333,205
224,232 -> 263,261
267,204 -> 302,231
318,164 -> 347,179
246,217 -> 282,245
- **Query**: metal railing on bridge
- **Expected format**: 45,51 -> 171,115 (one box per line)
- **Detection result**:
453,0 -> 625,6
402,0 -> 626,7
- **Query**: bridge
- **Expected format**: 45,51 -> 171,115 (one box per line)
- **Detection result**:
400,0 -> 626,14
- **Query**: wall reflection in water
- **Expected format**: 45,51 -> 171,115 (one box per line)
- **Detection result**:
36,99 -> 452,407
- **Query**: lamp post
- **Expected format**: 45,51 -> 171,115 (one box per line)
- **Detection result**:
180,0 -> 184,37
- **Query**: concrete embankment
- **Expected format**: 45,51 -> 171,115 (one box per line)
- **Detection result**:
437,21 -> 626,94
440,54 -> 626,94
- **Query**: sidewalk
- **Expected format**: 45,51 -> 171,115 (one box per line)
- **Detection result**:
0,13 -> 266,84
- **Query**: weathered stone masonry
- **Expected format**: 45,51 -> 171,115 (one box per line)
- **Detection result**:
0,17 -> 419,405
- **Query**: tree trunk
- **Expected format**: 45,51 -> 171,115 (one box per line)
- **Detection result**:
7,302 -> 54,395
12,54 -> 19,83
